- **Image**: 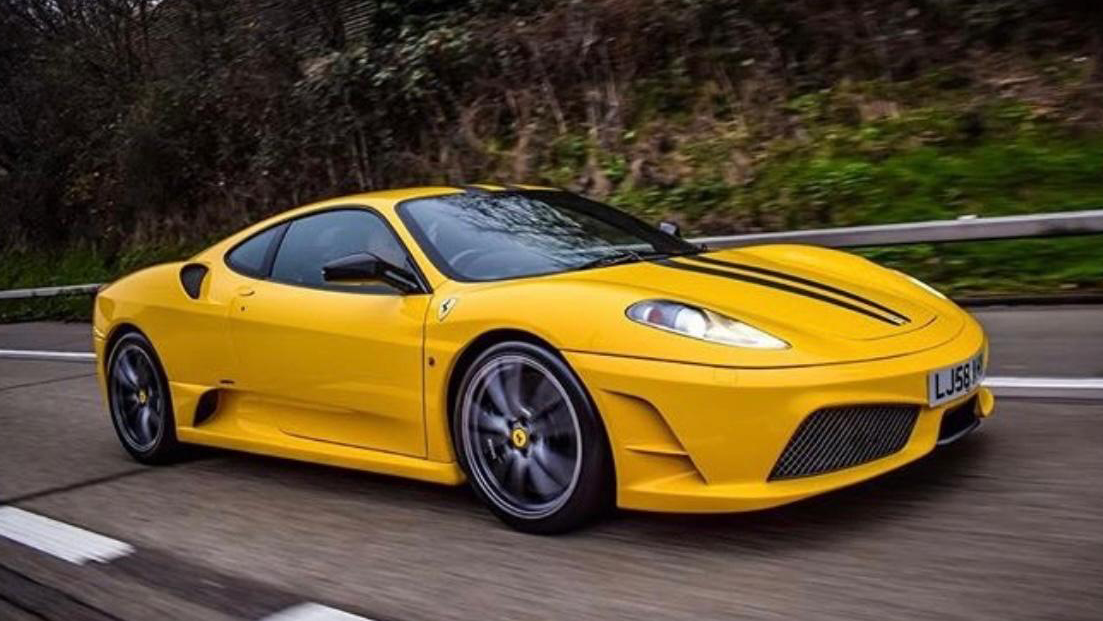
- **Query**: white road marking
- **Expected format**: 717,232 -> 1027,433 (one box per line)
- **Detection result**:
0,507 -> 135,565
0,349 -> 96,363
261,603 -> 374,621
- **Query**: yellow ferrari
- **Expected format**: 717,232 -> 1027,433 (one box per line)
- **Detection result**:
93,185 -> 995,533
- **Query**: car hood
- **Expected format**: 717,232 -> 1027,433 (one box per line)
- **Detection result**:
524,245 -> 968,367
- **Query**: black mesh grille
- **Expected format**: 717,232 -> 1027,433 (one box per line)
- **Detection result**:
769,405 -> 920,480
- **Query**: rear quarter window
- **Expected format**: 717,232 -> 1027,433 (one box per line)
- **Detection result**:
225,225 -> 283,277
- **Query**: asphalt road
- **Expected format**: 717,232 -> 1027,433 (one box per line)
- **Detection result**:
1,307 -> 1101,620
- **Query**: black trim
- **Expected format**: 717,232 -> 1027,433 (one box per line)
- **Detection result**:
224,222 -> 286,279
656,259 -> 902,325
261,222 -> 290,277
684,255 -> 910,324
222,204 -> 432,295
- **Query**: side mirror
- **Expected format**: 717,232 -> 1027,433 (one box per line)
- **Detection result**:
659,221 -> 681,237
322,252 -> 419,294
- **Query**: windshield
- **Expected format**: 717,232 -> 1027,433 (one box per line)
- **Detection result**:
397,190 -> 699,282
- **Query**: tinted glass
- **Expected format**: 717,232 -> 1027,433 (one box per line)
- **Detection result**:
270,209 -> 408,289
226,225 -> 281,277
398,191 -> 697,281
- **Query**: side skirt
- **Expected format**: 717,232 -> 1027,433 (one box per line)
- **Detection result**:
177,427 -> 465,485
168,381 -> 463,485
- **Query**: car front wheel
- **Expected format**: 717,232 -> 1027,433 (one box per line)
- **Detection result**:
453,341 -> 613,534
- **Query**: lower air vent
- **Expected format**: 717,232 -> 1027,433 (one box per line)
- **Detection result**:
937,396 -> 979,445
769,404 -> 920,480
193,389 -> 220,426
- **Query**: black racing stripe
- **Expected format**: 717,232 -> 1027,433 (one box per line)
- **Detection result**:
684,254 -> 910,323
657,259 -> 902,325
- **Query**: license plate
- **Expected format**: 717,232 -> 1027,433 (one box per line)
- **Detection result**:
928,352 -> 985,407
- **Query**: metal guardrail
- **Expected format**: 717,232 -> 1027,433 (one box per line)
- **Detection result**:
0,284 -> 101,300
695,209 -> 1103,249
1,209 -> 1102,301
0,349 -> 96,362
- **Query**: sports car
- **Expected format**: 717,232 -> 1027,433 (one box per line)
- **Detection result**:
93,185 -> 995,533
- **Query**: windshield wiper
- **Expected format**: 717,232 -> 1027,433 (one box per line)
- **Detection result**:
634,248 -> 704,260
577,250 -> 643,270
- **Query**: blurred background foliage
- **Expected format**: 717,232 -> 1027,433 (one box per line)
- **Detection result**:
2,0 -> 1103,319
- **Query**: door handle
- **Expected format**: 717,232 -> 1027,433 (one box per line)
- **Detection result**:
236,286 -> 255,297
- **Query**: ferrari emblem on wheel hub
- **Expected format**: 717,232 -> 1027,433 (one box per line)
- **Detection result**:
137,389 -> 148,404
510,427 -> 530,449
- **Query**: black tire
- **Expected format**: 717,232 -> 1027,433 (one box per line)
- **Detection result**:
106,331 -> 183,464
452,341 -> 613,534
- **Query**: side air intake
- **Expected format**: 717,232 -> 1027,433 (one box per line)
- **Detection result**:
193,389 -> 220,426
179,263 -> 209,300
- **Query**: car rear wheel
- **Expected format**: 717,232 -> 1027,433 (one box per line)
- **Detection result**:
454,341 -> 613,534
107,331 -> 182,464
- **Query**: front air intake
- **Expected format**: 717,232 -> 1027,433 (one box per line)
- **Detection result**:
769,404 -> 920,480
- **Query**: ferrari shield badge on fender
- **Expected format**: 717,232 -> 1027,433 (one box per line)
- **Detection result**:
438,297 -> 457,321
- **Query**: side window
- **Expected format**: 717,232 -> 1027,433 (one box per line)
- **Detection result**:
226,225 -> 283,278
269,209 -> 409,290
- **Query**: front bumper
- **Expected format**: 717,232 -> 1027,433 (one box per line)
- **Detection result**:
565,328 -> 994,513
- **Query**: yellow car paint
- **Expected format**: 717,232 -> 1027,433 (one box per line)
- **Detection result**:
94,186 -> 994,513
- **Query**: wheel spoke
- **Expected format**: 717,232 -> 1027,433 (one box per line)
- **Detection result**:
504,363 -> 524,412
532,443 -> 573,486
480,435 -> 509,462
135,353 -> 154,387
137,406 -> 154,443
117,356 -> 140,389
530,407 -> 570,438
149,409 -> 162,436
507,454 -> 529,497
491,450 -> 516,481
527,377 -> 561,420
151,391 -> 165,413
476,421 -> 507,436
484,370 -> 513,418
475,406 -> 509,435
527,453 -> 563,497
123,397 -> 142,423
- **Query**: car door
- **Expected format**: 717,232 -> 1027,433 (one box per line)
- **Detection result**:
228,208 -> 431,457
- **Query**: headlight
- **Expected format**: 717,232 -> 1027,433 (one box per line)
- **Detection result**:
626,300 -> 789,349
898,272 -> 947,300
